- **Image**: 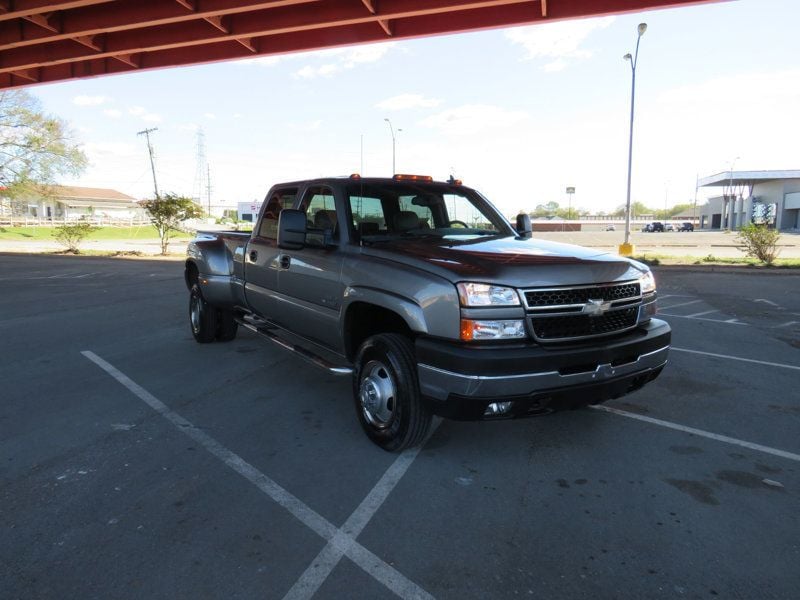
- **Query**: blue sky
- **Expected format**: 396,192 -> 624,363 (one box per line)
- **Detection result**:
32,0 -> 800,217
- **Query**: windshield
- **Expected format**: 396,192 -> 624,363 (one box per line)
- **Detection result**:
346,182 -> 513,241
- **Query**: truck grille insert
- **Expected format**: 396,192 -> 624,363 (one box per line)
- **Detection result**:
522,280 -> 643,342
524,282 -> 640,308
530,307 -> 639,341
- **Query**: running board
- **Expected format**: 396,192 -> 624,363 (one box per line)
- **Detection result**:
238,320 -> 352,376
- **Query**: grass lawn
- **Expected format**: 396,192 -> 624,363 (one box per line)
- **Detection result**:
634,254 -> 800,268
0,225 -> 192,241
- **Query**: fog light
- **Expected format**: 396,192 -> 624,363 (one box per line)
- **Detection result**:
484,401 -> 513,416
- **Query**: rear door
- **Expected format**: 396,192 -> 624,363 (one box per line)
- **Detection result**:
243,187 -> 297,320
274,184 -> 346,351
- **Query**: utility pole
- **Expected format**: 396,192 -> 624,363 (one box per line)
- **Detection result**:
206,164 -> 212,216
137,127 -> 159,199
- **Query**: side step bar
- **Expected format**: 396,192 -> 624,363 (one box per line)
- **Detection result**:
237,319 -> 352,376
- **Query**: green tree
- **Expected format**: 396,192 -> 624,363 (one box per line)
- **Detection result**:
0,90 -> 87,212
613,201 -> 654,218
140,193 -> 204,255
53,220 -> 97,254
736,223 -> 781,265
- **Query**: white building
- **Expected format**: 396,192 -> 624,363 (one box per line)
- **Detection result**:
2,185 -> 147,223
238,200 -> 263,223
698,170 -> 800,231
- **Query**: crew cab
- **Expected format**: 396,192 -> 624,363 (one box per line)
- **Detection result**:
185,175 -> 670,451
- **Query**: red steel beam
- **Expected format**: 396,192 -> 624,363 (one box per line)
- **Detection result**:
0,0 -> 536,74
0,1 -> 112,23
0,0 -> 726,90
0,0 -> 318,50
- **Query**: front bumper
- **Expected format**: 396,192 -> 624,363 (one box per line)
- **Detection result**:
416,318 -> 670,420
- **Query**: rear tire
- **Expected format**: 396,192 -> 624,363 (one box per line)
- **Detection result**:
353,334 -> 432,452
216,310 -> 238,342
189,283 -> 217,343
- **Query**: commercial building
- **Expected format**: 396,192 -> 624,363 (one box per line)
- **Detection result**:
697,170 -> 800,231
1,185 -> 146,224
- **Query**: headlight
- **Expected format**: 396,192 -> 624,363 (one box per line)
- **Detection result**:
460,319 -> 526,341
457,282 -> 520,306
639,271 -> 656,295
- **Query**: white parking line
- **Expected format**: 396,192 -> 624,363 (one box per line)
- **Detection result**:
81,350 -> 434,600
285,423 -> 439,600
592,406 -> 800,462
672,347 -> 800,371
658,313 -> 748,325
684,309 -> 719,318
774,321 -> 798,329
658,299 -> 703,310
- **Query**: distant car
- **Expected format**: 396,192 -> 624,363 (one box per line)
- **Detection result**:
642,222 -> 664,232
678,222 -> 694,232
606,224 -> 616,231
664,223 -> 675,232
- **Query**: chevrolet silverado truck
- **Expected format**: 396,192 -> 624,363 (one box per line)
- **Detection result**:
185,175 -> 670,451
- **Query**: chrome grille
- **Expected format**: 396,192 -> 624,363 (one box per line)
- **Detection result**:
522,280 -> 642,342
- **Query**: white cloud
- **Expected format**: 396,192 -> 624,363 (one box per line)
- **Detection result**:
128,105 -> 161,123
505,16 -> 614,70
376,94 -> 443,111
73,95 -> 108,106
288,119 -> 323,132
293,42 -> 397,79
204,112 -> 217,120
418,104 -> 528,136
103,108 -> 122,118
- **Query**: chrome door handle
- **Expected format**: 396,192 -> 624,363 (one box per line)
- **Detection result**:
279,255 -> 291,269
249,250 -> 258,262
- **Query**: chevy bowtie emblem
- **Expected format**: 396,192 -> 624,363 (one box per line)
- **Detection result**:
582,298 -> 612,317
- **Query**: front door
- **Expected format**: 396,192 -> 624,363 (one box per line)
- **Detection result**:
275,185 -> 345,353
243,187 -> 297,320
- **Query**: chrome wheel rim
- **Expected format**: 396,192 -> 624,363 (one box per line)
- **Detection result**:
190,294 -> 201,333
359,360 -> 396,429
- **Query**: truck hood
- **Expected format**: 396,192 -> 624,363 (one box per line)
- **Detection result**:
361,234 -> 647,287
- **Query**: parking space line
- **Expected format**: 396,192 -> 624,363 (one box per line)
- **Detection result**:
672,347 -> 800,371
285,424 -> 439,600
592,406 -> 800,462
659,313 -> 748,325
658,299 -> 703,310
81,350 -> 434,600
684,309 -> 719,318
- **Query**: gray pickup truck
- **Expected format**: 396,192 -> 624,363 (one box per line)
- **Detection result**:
185,175 -> 670,451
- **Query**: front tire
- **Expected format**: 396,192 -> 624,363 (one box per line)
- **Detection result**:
189,283 -> 217,343
353,334 -> 432,452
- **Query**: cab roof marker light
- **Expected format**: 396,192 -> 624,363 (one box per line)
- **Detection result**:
349,173 -> 361,179
393,174 -> 433,182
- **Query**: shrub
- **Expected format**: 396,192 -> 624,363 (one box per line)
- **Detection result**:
53,221 -> 97,253
736,223 -> 781,265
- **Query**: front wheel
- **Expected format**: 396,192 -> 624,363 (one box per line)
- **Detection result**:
189,283 -> 217,343
353,334 -> 432,452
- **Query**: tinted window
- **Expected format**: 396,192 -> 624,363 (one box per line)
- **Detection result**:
257,189 -> 296,239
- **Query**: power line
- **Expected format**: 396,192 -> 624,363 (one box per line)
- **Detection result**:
136,127 -> 159,199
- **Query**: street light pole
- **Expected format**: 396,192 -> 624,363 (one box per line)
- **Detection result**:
728,156 -> 739,228
384,118 -> 401,175
620,22 -> 647,256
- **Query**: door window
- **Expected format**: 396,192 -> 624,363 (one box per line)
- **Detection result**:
301,187 -> 338,237
257,188 -> 296,239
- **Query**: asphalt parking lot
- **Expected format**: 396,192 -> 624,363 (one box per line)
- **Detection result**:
1,253 -> 798,599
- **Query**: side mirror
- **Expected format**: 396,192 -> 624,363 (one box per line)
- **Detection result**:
516,213 -> 532,238
277,209 -> 306,250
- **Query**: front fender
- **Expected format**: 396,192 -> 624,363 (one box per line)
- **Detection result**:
341,286 -> 428,334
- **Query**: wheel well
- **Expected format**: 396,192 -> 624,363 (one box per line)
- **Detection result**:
185,261 -> 199,290
344,302 -> 413,361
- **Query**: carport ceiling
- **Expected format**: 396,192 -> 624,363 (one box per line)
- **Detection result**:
0,0 -> 723,89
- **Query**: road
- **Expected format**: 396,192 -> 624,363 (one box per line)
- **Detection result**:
1,253 -> 798,599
